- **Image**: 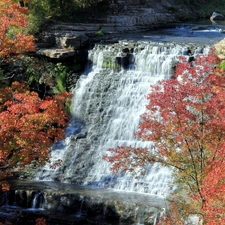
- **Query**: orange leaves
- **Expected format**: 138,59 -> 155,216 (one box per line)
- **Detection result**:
0,82 -> 71,190
49,159 -> 62,169
0,168 -> 11,191
35,218 -> 46,225
0,180 -> 10,192
0,0 -> 35,62
201,161 -> 225,224
157,201 -> 186,225
103,146 -> 154,174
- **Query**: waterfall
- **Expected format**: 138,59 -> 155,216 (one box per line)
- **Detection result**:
36,40 -> 209,197
31,192 -> 44,209
75,198 -> 85,218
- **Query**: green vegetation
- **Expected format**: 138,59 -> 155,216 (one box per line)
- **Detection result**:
27,0 -> 108,33
0,56 -> 78,98
218,59 -> 225,71
20,57 -> 69,95
55,63 -> 67,93
174,0 -> 225,18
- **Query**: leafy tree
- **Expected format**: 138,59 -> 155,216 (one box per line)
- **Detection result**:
104,51 -> 225,224
27,0 -> 105,27
0,0 -> 35,64
0,82 -> 72,191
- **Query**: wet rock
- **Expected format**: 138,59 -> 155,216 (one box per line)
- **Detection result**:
71,131 -> 87,141
1,180 -> 165,225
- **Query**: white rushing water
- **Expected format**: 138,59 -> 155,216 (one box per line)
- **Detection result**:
36,41 -> 209,197
31,192 -> 44,209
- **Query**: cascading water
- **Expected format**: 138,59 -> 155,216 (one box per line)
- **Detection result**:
36,40 -> 209,197
31,192 -> 44,209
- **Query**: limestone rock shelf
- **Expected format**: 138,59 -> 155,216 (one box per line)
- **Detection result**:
0,180 -> 165,225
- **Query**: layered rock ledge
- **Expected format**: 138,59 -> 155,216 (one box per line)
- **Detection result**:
35,0 -> 179,60
0,180 -> 166,225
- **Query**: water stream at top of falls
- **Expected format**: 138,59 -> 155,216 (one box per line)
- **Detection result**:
36,40 -> 210,197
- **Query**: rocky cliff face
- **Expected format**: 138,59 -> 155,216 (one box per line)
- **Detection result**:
35,0 -> 197,61
106,0 -> 193,27
106,0 -> 177,29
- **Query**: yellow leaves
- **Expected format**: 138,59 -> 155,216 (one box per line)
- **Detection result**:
15,137 -> 27,147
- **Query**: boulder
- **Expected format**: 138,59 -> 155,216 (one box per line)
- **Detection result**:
39,30 -> 89,50
36,25 -> 90,60
55,32 -> 89,49
36,48 -> 76,59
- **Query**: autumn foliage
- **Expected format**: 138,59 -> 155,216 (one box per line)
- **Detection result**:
104,51 -> 225,224
0,82 -> 71,191
0,0 -> 35,63
35,217 -> 46,225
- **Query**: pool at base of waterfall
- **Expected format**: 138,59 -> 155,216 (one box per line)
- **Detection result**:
0,207 -> 129,225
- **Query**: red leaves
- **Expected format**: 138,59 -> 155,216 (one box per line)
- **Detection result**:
104,51 -> 225,224
103,146 -> 151,174
0,0 -> 35,62
201,160 -> 225,224
0,82 -> 72,190
35,218 -> 46,225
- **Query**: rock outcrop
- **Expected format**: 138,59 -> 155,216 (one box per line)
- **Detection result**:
33,0 -> 223,61
36,24 -> 90,61
0,180 -> 165,225
35,0 -> 179,60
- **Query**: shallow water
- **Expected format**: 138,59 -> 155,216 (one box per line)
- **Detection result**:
8,180 -> 166,208
112,22 -> 225,44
